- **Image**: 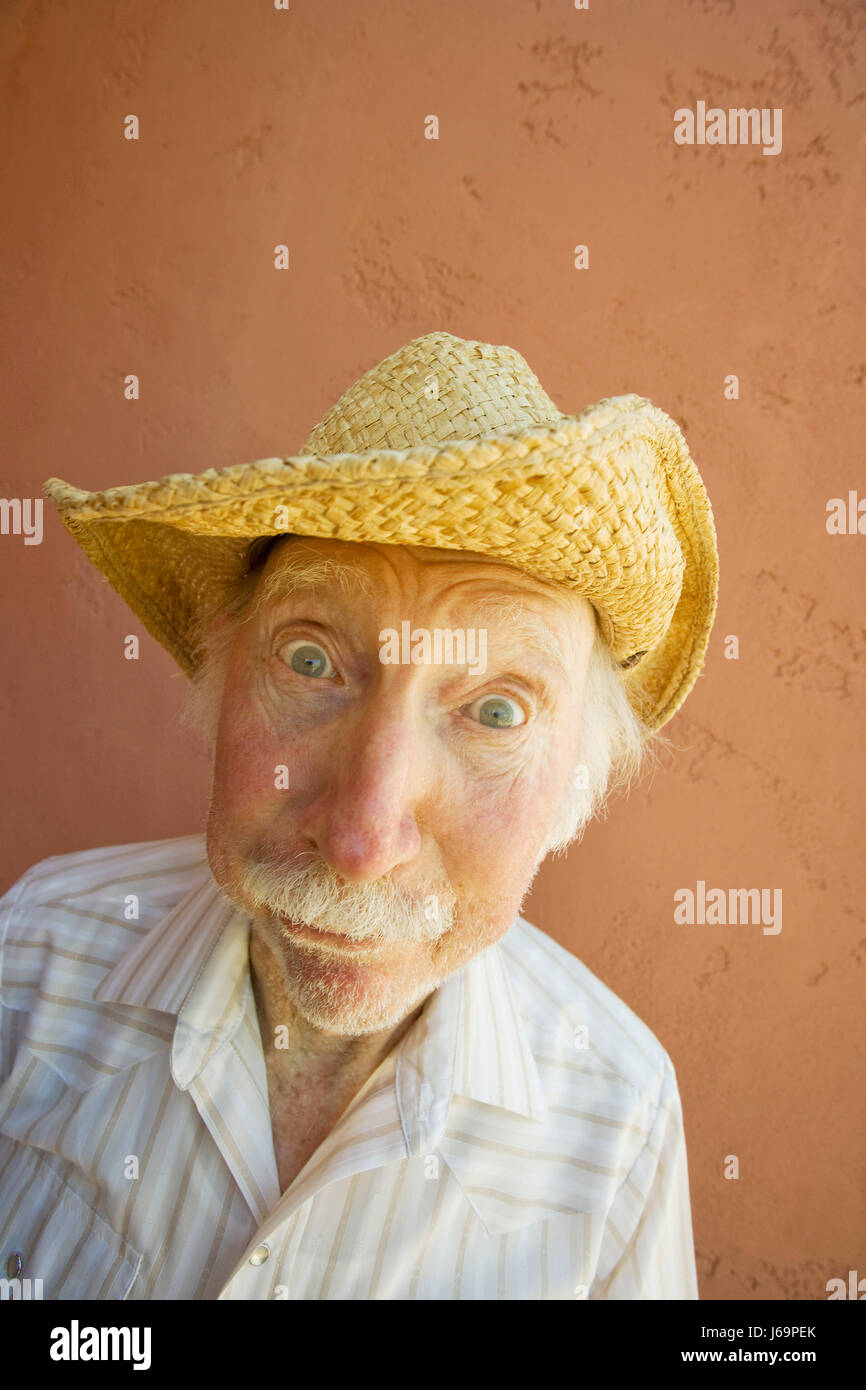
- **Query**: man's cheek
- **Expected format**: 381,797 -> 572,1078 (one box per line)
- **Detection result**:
453,799 -> 537,885
215,739 -> 288,820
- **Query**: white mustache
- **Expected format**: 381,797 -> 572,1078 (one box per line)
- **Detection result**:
240,853 -> 456,946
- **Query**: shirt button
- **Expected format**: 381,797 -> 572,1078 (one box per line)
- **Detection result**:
6,1252 -> 23,1278
249,1243 -> 270,1266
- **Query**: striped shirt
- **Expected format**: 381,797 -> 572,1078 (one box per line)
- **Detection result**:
0,835 -> 699,1300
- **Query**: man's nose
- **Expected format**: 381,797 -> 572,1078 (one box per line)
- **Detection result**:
297,708 -> 425,882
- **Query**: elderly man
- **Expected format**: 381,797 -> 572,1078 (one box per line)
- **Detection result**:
0,331 -> 717,1300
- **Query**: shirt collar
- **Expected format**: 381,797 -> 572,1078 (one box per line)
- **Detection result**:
95,864 -> 236,1016
395,935 -> 549,1159
96,861 -> 549,1126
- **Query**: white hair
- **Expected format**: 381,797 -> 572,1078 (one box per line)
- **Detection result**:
536,632 -> 659,857
179,538 -> 662,858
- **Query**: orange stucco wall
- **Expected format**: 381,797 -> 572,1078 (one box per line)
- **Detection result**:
1,0 -> 863,1300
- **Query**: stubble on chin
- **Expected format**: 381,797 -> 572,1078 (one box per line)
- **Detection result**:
274,933 -> 440,1036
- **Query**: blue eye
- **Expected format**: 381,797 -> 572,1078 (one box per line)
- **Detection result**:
280,641 -> 336,679
466,694 -> 526,728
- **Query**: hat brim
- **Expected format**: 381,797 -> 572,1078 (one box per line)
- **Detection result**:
43,394 -> 718,731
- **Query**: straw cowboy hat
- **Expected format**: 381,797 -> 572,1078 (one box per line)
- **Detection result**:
42,331 -> 719,731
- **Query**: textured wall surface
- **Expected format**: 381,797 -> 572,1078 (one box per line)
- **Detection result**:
1,0 -> 864,1301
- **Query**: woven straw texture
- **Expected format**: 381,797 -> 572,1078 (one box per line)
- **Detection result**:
42,331 -> 719,731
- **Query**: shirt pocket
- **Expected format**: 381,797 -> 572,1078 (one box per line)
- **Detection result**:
0,1138 -> 142,1300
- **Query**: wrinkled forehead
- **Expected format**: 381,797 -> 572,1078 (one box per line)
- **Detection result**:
253,533 -> 598,636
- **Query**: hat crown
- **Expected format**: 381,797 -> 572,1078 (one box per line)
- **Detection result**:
301,331 -> 563,454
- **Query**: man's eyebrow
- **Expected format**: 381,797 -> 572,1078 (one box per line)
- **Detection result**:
469,597 -> 577,683
249,555 -> 374,616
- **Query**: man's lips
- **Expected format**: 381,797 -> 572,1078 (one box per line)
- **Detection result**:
277,914 -> 378,951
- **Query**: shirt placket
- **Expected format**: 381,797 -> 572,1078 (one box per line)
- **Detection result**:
217,1055 -> 412,1298
216,948 -> 462,1298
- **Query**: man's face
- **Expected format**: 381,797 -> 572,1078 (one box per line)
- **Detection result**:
206,537 -> 596,1036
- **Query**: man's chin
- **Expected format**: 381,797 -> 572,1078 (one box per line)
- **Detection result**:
283,957 -> 433,1037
